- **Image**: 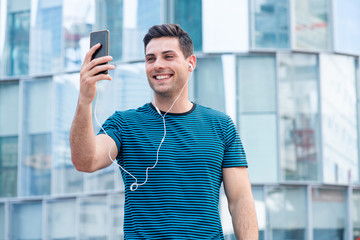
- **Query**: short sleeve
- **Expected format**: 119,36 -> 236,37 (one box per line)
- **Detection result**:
97,111 -> 123,158
222,116 -> 248,168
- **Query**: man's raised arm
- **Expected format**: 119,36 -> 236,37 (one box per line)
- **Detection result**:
69,43 -> 117,173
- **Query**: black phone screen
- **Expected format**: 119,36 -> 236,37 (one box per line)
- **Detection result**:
90,30 -> 109,74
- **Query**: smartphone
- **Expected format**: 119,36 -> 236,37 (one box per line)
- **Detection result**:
90,29 -> 110,74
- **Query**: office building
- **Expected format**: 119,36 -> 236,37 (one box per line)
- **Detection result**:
0,0 -> 360,239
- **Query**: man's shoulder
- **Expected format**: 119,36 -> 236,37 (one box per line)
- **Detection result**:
106,103 -> 152,123
195,104 -> 231,121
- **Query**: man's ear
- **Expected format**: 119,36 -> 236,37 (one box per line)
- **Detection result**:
188,55 -> 196,72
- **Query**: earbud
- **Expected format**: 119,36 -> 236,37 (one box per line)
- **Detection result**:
189,63 -> 193,71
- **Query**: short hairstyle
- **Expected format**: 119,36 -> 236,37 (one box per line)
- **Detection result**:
143,24 -> 194,58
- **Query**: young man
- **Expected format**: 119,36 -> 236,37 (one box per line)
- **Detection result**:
70,24 -> 258,239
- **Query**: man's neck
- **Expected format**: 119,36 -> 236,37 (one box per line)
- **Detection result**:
153,96 -> 193,114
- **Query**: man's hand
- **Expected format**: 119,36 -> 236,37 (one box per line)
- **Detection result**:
79,43 -> 115,105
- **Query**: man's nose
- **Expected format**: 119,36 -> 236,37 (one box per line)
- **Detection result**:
153,59 -> 165,70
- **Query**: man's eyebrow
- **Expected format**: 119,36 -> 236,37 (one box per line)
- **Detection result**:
145,53 -> 155,58
162,50 -> 176,55
146,50 -> 176,57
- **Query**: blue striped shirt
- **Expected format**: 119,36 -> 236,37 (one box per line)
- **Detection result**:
99,103 -> 247,239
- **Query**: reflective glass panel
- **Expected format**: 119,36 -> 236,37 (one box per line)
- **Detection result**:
312,188 -> 347,240
0,81 -> 19,197
240,114 -> 277,183
294,0 -> 331,51
29,0 -> 62,75
0,203 -> 4,240
250,0 -> 290,49
320,54 -> 358,184
21,78 -> 52,196
2,0 -> 30,76
267,186 -> 307,240
353,190 -> 360,240
122,0 -> 161,61
252,187 -> 265,240
95,0 -> 123,61
167,0 -> 202,52
63,0 -> 95,71
53,74 -> 83,194
109,194 -> 125,239
47,199 -> 76,240
238,55 -> 276,113
10,202 -> 42,240
194,57 -> 225,113
278,53 -> 320,181
79,196 -> 108,239
333,0 -> 360,54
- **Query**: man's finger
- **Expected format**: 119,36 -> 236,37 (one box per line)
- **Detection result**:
83,43 -> 101,65
87,56 -> 113,72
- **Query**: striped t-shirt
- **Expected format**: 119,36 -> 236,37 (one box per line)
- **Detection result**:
99,103 -> 247,239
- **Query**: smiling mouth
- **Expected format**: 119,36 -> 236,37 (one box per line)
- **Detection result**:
154,74 -> 173,80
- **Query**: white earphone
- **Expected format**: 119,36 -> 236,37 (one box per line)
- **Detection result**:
95,62 -> 194,191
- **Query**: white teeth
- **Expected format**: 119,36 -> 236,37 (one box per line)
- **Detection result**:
155,75 -> 171,80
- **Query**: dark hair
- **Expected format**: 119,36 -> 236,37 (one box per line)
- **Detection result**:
143,24 -> 194,58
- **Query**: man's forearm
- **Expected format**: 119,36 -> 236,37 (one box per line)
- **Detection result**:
69,102 -> 97,172
230,196 -> 259,239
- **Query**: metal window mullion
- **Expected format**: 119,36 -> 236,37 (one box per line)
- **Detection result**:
42,199 -> 47,240
348,186 -> 353,240
307,185 -> 313,240
317,53 -> 324,183
17,79 -> 24,197
275,53 -> 281,183
5,201 -> 9,240
76,196 -> 81,240
264,185 -> 270,240
51,77 -> 56,196
289,0 -> 296,50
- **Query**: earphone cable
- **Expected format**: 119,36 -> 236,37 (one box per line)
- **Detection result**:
94,71 -> 192,191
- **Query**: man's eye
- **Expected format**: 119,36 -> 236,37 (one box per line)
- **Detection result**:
146,57 -> 155,62
165,55 -> 173,59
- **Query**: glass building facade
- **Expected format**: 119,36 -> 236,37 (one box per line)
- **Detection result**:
0,0 -> 360,239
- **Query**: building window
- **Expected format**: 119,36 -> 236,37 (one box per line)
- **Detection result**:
250,0 -> 290,49
353,189 -> 360,240
21,78 -> 52,196
166,0 -> 202,52
194,57 -> 225,113
10,202 -> 42,239
0,203 -> 4,239
294,0 -> 332,51
79,196 -> 108,239
320,54 -> 358,184
53,74 -> 84,194
29,0 -> 62,75
2,0 -> 31,77
333,0 -> 360,55
267,186 -> 307,240
312,187 -> 347,240
121,0 -> 162,61
0,81 -> 19,197
63,0 -> 95,71
278,53 -> 320,181
46,199 -> 76,239
237,55 -> 278,183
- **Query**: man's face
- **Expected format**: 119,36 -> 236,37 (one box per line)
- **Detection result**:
145,37 -> 191,98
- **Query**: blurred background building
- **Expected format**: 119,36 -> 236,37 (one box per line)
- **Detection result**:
0,0 -> 360,239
